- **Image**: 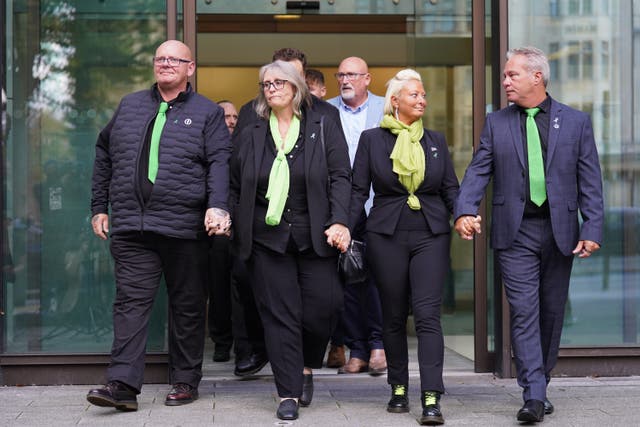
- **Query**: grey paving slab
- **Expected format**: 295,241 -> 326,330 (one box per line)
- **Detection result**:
2,340 -> 640,426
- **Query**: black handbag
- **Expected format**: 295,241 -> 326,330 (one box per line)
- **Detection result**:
338,239 -> 368,285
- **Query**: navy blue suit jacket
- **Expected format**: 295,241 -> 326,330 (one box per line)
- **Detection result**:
350,127 -> 459,235
455,97 -> 604,256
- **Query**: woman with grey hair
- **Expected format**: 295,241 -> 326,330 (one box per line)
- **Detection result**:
349,69 -> 459,425
229,60 -> 351,421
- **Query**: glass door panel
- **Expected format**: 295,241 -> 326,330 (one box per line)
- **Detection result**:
195,0 -> 478,362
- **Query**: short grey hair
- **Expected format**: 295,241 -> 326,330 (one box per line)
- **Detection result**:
506,46 -> 550,87
383,69 -> 423,116
254,60 -> 311,120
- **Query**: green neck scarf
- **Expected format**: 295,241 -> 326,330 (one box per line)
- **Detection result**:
380,114 -> 425,210
265,111 -> 301,225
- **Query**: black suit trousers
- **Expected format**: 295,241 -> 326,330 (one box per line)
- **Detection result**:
207,236 -> 233,350
230,257 -> 266,361
107,232 -> 208,391
367,229 -> 448,393
248,243 -> 343,398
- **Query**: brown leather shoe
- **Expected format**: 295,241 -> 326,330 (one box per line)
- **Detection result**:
368,349 -> 387,376
165,383 -> 198,406
326,345 -> 346,368
337,357 -> 368,374
86,381 -> 138,411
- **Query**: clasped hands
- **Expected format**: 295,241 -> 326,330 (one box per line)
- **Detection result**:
205,207 -> 232,236
454,215 -> 482,240
325,223 -> 351,253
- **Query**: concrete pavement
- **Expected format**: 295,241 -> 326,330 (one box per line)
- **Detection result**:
1,338 -> 640,426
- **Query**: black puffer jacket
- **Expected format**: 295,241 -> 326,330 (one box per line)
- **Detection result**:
91,85 -> 231,239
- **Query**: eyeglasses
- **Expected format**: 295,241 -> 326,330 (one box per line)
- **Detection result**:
259,79 -> 288,91
334,72 -> 367,81
153,56 -> 192,66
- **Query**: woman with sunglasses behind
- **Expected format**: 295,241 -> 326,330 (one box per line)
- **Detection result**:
229,60 -> 351,421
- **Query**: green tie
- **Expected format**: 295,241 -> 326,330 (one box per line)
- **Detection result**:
525,107 -> 547,206
148,101 -> 168,183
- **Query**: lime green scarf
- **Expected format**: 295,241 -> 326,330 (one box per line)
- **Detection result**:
380,114 -> 425,210
265,111 -> 301,225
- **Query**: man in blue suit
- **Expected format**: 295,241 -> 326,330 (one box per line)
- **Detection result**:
325,57 -> 387,374
454,47 -> 603,423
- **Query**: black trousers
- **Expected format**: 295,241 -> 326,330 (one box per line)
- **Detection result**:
208,236 -> 233,350
230,257 -> 266,361
107,232 -> 208,391
367,229 -> 448,393
248,244 -> 343,398
330,214 -> 383,358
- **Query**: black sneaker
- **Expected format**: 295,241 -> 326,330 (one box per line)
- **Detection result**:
86,381 -> 139,411
419,391 -> 444,425
387,384 -> 409,413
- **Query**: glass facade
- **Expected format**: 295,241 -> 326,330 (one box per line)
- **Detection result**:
1,0 -> 638,379
509,0 -> 640,346
2,0 -> 168,354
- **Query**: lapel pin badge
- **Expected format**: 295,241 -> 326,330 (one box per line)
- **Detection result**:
553,117 -> 559,129
310,132 -> 316,140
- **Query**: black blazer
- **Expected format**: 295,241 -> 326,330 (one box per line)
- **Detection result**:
349,127 -> 459,235
230,109 -> 351,260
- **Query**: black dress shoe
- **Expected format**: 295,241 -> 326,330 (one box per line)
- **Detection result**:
234,352 -> 268,376
213,345 -> 231,362
387,384 -> 409,413
517,399 -> 544,422
300,373 -> 313,407
419,391 -> 444,425
86,381 -> 138,411
165,383 -> 198,406
544,398 -> 554,414
276,398 -> 299,420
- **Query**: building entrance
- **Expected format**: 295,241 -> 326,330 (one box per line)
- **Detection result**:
194,0 -> 483,365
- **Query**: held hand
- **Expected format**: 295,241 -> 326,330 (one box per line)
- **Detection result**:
91,214 -> 110,240
325,223 -> 351,253
572,240 -> 600,258
454,215 -> 482,240
205,207 -> 232,236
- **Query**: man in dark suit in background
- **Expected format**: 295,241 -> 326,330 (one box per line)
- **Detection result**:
454,46 -> 603,423
233,47 -> 341,140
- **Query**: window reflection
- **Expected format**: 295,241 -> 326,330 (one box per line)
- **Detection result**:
510,0 -> 640,346
3,0 -> 168,354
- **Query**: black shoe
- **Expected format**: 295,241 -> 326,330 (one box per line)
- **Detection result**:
165,383 -> 198,406
213,345 -> 231,362
544,398 -> 554,414
517,399 -> 544,422
86,381 -> 138,411
387,384 -> 409,413
234,352 -> 268,376
300,373 -> 313,407
419,391 -> 444,425
276,398 -> 299,420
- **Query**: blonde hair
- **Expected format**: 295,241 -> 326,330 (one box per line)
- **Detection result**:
383,69 -> 423,115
